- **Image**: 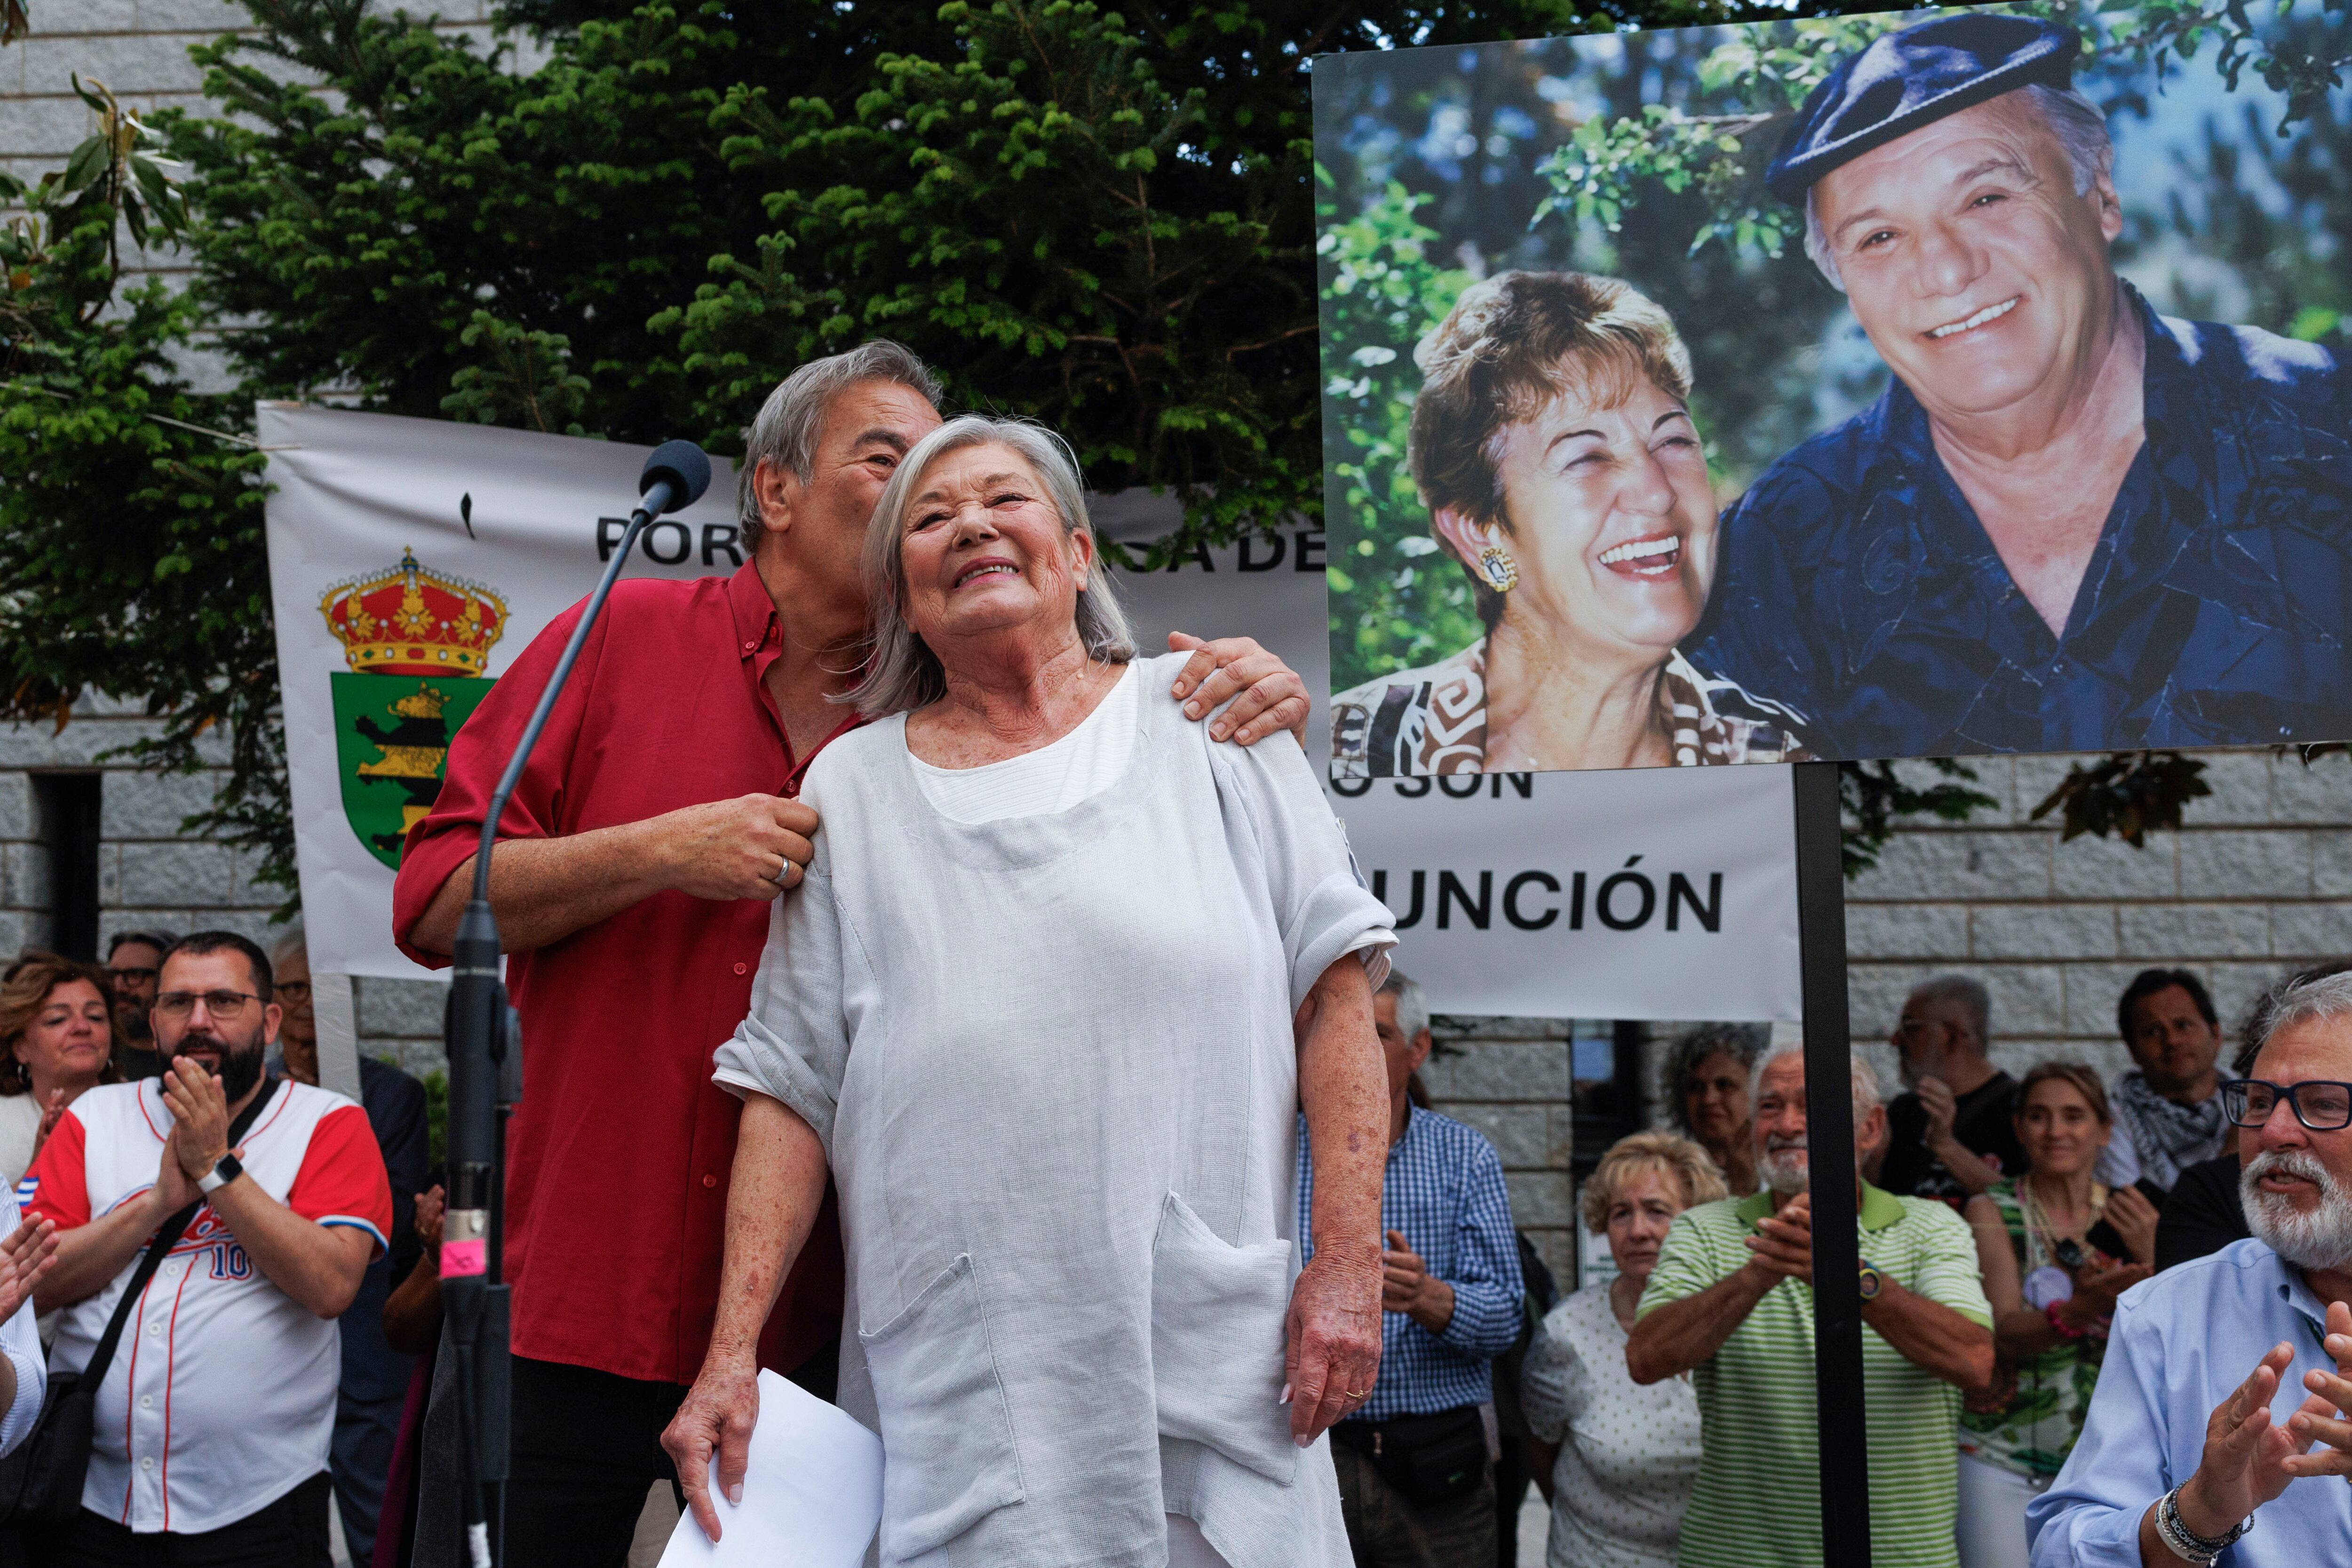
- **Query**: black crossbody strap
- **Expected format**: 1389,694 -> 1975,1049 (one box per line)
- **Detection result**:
78,1077 -> 283,1388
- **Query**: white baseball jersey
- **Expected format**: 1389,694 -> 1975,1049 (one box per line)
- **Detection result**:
21,1078 -> 391,1533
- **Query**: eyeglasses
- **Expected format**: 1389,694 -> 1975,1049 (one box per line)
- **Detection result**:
277,981 -> 312,1004
154,990 -> 263,1020
109,967 -> 159,987
2221,1078 -> 2352,1132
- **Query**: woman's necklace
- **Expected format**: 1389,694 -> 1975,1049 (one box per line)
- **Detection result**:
2018,1174 -> 2106,1266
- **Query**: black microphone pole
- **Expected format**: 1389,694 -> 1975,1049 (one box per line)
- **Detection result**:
441,439 -> 714,1568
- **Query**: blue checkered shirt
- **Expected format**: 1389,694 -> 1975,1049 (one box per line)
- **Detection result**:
1297,1104 -> 1524,1420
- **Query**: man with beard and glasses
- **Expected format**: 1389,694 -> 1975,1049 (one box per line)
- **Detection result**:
1627,1047 -> 1993,1567
2028,971 -> 2352,1567
19,931 -> 394,1567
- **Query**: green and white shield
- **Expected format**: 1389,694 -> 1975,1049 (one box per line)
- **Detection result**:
330,672 -> 497,868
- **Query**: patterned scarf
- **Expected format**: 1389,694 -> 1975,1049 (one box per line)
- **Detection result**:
2112,1071 -> 2227,1189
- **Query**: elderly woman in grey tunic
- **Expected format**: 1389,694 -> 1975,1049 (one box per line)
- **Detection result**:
664,414 -> 1396,1568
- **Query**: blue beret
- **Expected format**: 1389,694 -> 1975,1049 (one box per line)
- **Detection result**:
1764,15 -> 2080,206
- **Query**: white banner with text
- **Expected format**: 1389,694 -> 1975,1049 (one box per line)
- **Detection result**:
263,407 -> 1799,1018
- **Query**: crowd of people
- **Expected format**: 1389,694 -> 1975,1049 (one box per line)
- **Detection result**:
1518,964 -> 2352,1568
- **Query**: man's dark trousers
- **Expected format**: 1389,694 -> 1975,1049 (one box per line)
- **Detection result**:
502,1356 -> 691,1568
1332,1442 -> 1498,1568
44,1472 -> 333,1567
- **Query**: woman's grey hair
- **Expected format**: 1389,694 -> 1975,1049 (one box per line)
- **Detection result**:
1662,1023 -> 1767,1137
1382,970 -> 1430,1045
736,341 -> 944,543
1803,84 -> 2113,291
845,415 -> 1135,719
2249,970 -> 2352,1067
1752,1045 -> 1884,1128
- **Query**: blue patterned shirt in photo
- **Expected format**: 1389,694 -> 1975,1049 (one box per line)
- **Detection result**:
1297,1104 -> 1524,1420
1692,284 -> 2351,759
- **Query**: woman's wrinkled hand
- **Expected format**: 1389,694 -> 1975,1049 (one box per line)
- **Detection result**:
662,1348 -> 763,1543
1284,1246 -> 1382,1448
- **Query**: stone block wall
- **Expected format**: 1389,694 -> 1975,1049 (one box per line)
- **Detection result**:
0,702 -> 276,956
1845,750 -> 2352,1092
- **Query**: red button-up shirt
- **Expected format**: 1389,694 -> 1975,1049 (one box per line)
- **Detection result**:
393,564 -> 850,1386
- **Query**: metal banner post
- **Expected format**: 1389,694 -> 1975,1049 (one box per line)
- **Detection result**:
1792,759 -> 1870,1566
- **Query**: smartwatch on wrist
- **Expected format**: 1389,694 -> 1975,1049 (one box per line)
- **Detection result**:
197,1152 -> 244,1196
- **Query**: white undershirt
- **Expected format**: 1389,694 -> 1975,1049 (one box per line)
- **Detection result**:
909,663 -> 1142,824
909,662 -> 1393,985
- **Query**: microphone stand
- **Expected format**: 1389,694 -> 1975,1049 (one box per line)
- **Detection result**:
441,456 -> 697,1568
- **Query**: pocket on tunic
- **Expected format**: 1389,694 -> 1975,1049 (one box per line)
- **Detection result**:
1150,1190 -> 1299,1486
857,1254 -> 1025,1562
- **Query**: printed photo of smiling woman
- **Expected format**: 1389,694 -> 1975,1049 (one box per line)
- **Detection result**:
1330,270 -> 1811,777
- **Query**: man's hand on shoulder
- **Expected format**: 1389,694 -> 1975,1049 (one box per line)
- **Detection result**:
1167,632 -> 1310,748
649,793 -> 819,901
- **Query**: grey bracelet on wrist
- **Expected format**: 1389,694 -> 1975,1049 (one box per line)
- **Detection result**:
2155,1484 -> 2252,1563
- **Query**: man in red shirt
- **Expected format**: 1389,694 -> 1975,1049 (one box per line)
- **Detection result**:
393,340 -> 1310,1567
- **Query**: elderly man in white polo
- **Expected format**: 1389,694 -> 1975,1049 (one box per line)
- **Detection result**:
1625,1047 -> 1993,1567
2027,971 -> 2352,1566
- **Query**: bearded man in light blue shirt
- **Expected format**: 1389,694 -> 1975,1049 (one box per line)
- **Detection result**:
2028,971 -> 2352,1566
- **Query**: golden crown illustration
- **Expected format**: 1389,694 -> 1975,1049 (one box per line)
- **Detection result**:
320,549 -> 508,677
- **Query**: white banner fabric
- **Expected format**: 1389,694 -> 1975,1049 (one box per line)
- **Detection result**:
262,407 -> 1799,1019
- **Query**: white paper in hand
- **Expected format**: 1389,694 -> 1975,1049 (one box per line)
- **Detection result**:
657,1369 -> 884,1568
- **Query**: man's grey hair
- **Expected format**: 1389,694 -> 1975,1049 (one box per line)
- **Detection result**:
1382,970 -> 1430,1045
1752,1045 -> 1885,1128
2249,970 -> 2352,1065
843,414 -> 1135,719
1803,84 -> 2114,291
736,341 -> 944,543
268,923 -> 306,971
1909,973 -> 1992,1050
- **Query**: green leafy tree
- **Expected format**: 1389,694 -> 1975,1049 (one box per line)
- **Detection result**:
0,79 -> 280,893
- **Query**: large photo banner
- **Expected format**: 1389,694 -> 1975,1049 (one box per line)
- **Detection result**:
1314,2 -> 2352,777
265,411 -> 1800,1019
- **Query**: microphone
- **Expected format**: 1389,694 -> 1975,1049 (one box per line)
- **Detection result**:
635,439 -> 712,522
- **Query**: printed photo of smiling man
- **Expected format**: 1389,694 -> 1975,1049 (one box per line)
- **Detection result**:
1314,4 -> 2352,775
1689,12 -> 2350,761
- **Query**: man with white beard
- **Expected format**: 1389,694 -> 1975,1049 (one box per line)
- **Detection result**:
1626,1048 -> 1994,1566
2028,971 -> 2352,1566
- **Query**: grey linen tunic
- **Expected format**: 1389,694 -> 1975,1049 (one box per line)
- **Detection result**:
714,653 -> 1392,1568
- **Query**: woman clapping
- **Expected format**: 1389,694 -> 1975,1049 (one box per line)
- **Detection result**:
1958,1063 -> 2161,1568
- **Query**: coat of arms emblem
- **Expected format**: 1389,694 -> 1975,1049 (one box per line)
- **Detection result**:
321,549 -> 508,867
